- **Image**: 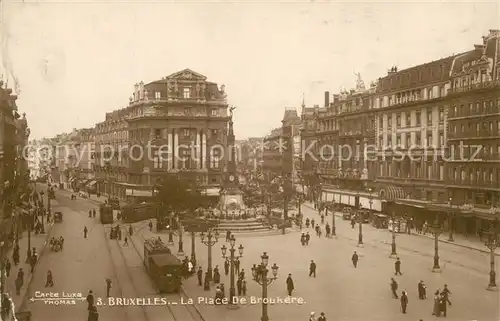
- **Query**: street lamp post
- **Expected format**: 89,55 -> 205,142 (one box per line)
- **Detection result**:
484,220 -> 499,291
177,220 -> 184,257
357,194 -> 363,246
190,231 -> 196,266
390,211 -> 398,258
431,214 -> 442,273
251,252 -> 279,321
167,213 -> 174,245
39,190 -> 45,233
25,209 -> 33,263
0,241 -> 5,297
221,236 -> 244,308
448,197 -> 454,242
200,229 -> 219,282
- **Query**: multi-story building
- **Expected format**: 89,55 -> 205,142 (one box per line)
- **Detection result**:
299,100 -> 319,199
262,128 -> 283,177
27,139 -> 41,180
75,128 -> 96,190
373,57 -> 454,211
281,108 -> 301,185
444,29 -> 500,234
94,68 -> 230,202
94,109 -> 128,197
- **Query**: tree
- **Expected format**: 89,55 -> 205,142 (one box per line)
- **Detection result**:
155,175 -> 201,217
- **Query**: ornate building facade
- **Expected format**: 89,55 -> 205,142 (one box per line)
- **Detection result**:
94,69 -> 230,202
443,29 -> 500,233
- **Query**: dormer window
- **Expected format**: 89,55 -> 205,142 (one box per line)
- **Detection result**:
155,92 -> 161,99
211,109 -> 218,116
183,88 -> 191,99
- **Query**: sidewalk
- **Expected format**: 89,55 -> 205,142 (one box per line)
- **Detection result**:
6,222 -> 55,313
302,201 -> 497,256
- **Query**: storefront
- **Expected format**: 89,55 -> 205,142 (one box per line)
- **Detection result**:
321,188 -> 382,212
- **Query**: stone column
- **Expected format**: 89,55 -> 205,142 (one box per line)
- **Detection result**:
201,132 -> 207,170
167,131 -> 173,170
196,131 -> 201,169
174,129 -> 179,169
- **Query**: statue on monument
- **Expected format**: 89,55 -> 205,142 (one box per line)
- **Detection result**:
229,106 -> 236,119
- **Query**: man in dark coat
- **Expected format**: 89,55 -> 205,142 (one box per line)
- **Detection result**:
390,278 -> 398,299
351,251 -> 358,268
286,274 -> 294,296
84,226 -> 88,238
417,280 -> 426,299
309,260 -> 316,277
87,305 -> 99,321
197,267 -> 203,286
86,290 -> 94,310
224,260 -> 230,276
394,257 -> 402,275
106,279 -> 112,297
400,291 -> 408,313
441,284 -> 452,306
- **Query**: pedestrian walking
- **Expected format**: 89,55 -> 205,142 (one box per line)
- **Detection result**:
286,273 -> 294,296
213,265 -> 220,284
106,279 -> 112,297
5,259 -> 11,277
88,210 -> 92,218
226,231 -> 231,242
309,260 -> 316,277
390,278 -> 398,299
242,279 -> 247,296
12,248 -> 19,266
432,290 -> 441,316
441,284 -> 452,306
317,312 -> 326,321
325,224 -> 331,238
418,280 -> 426,299
92,209 -> 96,218
305,232 -> 310,245
439,292 -> 447,317
394,257 -> 402,275
123,236 -> 128,246
309,311 -> 316,321
84,226 -> 88,238
224,259 -> 229,276
351,251 -> 358,268
400,291 -> 408,314
45,270 -> 54,287
128,225 -> 133,236
86,290 -> 94,310
311,219 -> 315,229
88,305 -> 99,321
235,258 -> 240,273
17,268 -> 24,287
197,267 -> 203,286
15,277 -> 22,295
203,272 -> 210,291
237,278 -> 242,296
149,220 -> 153,232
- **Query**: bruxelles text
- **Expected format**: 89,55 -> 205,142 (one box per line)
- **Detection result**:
23,139 -> 483,167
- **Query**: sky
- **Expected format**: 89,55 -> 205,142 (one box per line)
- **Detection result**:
1,0 -> 499,140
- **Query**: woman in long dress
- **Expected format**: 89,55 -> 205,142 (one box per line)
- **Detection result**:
432,290 -> 441,316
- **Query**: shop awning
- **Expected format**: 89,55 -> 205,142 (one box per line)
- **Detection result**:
87,180 -> 97,187
379,185 -> 405,201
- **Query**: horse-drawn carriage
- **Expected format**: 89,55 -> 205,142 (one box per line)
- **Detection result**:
54,212 -> 62,223
49,237 -> 64,252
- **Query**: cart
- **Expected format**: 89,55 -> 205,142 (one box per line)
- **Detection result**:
54,212 -> 63,223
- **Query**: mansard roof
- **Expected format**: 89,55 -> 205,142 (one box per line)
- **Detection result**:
376,55 -> 459,94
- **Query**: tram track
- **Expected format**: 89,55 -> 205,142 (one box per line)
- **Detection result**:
129,225 -> 205,321
103,225 -> 151,321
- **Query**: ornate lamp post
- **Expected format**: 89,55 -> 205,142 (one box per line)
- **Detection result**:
448,197 -> 454,242
357,193 -> 363,246
25,209 -> 34,263
221,236 -> 244,307
485,218 -> 499,291
390,211 -> 398,258
251,252 -> 279,321
431,214 -> 443,273
200,228 -> 219,281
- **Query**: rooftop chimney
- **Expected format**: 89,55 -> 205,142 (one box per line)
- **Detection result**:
324,91 -> 330,108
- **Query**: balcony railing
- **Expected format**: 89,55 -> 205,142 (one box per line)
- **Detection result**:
448,79 -> 500,95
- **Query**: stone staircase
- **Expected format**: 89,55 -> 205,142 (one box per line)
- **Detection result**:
216,218 -> 272,234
